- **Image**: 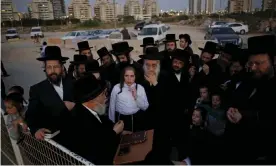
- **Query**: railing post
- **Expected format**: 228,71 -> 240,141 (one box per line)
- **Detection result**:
10,139 -> 24,165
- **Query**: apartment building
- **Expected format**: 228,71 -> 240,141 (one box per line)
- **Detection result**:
189,0 -> 202,15
228,0 -> 253,13
29,0 -> 54,20
1,0 -> 16,21
68,0 -> 92,21
124,0 -> 143,19
143,0 -> 160,17
51,0 -> 66,19
205,0 -> 216,14
94,0 -> 116,22
262,0 -> 276,10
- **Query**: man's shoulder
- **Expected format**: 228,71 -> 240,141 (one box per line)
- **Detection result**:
30,79 -> 48,90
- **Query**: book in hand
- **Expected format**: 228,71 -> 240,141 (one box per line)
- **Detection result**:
120,131 -> 147,146
44,130 -> 60,139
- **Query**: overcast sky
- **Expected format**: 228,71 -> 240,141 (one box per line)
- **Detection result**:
15,0 -> 261,13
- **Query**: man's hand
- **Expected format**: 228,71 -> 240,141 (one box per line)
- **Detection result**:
64,101 -> 75,111
122,131 -> 133,135
113,120 -> 124,134
145,72 -> 158,86
35,128 -> 51,140
202,64 -> 210,75
227,107 -> 242,124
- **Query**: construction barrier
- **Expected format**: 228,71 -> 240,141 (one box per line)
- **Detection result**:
47,38 -> 63,47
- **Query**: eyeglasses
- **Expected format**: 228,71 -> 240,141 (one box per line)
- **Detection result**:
247,60 -> 267,67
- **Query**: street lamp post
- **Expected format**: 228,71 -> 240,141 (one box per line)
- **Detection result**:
18,13 -> 23,31
113,0 -> 117,29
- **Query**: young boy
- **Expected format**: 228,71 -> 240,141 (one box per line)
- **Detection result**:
194,85 -> 210,109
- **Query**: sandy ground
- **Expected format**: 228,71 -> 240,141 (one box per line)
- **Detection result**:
1,25 -> 258,100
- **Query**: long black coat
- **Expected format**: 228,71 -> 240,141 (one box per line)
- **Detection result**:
25,78 -> 74,135
58,104 -> 120,165
225,77 -> 276,164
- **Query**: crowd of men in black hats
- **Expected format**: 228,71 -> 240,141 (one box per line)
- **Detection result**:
1,33 -> 276,165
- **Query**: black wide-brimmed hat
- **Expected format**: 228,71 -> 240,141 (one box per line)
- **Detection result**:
70,54 -> 88,64
110,42 -> 133,56
76,41 -> 93,52
97,47 -> 111,59
179,34 -> 192,45
163,34 -> 178,43
73,75 -> 107,103
139,47 -> 163,60
37,46 -> 69,61
221,43 -> 240,56
85,60 -> 100,74
140,37 -> 157,47
198,41 -> 219,55
247,35 -> 276,55
171,49 -> 189,64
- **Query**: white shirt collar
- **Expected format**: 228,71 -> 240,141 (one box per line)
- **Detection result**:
82,104 -> 102,123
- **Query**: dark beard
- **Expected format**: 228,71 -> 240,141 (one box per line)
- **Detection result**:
47,73 -> 62,85
174,69 -> 182,74
119,61 -> 130,70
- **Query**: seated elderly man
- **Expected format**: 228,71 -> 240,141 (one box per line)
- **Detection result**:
59,75 -> 125,165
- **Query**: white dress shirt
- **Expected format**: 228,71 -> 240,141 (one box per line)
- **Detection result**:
175,73 -> 181,82
83,104 -> 102,123
52,79 -> 63,100
109,83 -> 149,123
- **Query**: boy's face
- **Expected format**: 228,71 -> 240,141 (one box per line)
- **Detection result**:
4,101 -> 17,114
200,88 -> 209,100
192,110 -> 202,126
212,95 -> 221,109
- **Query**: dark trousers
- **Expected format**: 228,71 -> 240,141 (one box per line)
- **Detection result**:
1,61 -> 8,75
115,111 -> 146,132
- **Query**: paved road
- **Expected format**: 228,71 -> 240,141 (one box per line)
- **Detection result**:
1,25 -> 260,100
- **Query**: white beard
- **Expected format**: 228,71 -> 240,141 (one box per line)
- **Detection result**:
143,63 -> 160,78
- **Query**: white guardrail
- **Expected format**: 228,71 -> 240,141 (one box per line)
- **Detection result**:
1,109 -> 94,165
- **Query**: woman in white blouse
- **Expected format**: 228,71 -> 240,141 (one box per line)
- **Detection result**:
109,66 -> 149,132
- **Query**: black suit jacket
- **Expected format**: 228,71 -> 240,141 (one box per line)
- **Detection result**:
25,78 -> 74,135
58,104 -> 120,165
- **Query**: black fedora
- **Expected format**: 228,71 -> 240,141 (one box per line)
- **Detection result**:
76,41 -> 93,52
70,54 -> 88,64
73,75 -> 107,103
199,41 -> 219,55
110,42 -> 133,56
140,37 -> 157,47
37,46 -> 69,61
171,49 -> 189,64
97,47 -> 111,59
163,34 -> 178,43
85,60 -> 100,74
179,34 -> 192,45
221,43 -> 240,56
247,35 -> 276,55
139,47 -> 163,60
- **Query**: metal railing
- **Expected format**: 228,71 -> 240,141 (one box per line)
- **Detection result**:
1,110 -> 94,165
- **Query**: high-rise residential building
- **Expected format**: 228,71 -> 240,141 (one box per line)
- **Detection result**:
143,0 -> 160,17
205,0 -> 216,14
68,0 -> 92,21
94,0 -> 116,22
262,0 -> 276,10
124,0 -> 143,20
1,0 -> 17,21
51,0 -> 66,19
29,0 -> 54,20
228,0 -> 253,13
189,0 -> 202,15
